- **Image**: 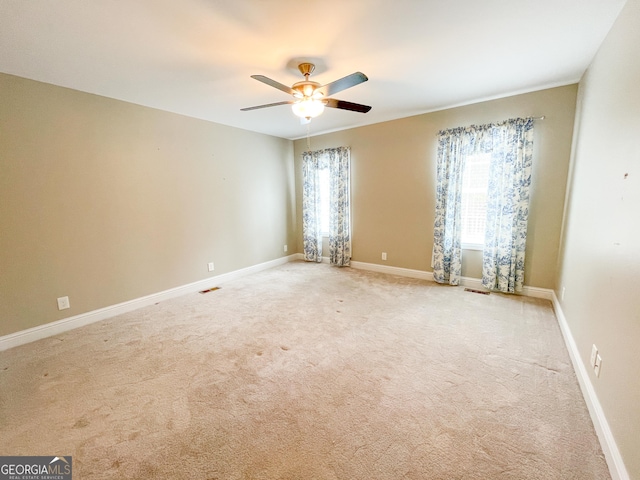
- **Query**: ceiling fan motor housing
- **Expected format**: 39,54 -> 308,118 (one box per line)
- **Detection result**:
292,80 -> 322,98
293,63 -> 322,98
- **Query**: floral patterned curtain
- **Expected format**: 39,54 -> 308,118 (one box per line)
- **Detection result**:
432,128 -> 468,285
327,147 -> 351,266
302,151 -> 322,262
433,118 -> 534,292
302,147 -> 351,266
482,118 -> 534,293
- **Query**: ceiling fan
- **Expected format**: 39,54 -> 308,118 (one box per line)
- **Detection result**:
241,63 -> 371,121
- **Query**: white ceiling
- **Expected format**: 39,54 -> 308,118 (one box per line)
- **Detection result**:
0,0 -> 627,140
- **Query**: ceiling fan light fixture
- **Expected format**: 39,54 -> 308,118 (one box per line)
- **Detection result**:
292,98 -> 325,119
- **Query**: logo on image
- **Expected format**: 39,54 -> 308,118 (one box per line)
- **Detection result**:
0,456 -> 72,480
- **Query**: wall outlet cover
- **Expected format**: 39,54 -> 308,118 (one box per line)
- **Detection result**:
57,296 -> 70,310
594,354 -> 602,377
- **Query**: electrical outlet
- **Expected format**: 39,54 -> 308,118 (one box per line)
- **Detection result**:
382,252 -> 387,261
590,344 -> 598,367
207,262 -> 215,272
284,245 -> 288,252
57,296 -> 70,310
594,354 -> 602,377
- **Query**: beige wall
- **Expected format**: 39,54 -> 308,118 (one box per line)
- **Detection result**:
294,85 -> 578,288
556,0 -> 640,477
0,73 -> 296,337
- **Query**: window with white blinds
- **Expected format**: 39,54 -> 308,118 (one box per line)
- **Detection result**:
460,153 -> 491,249
318,167 -> 330,235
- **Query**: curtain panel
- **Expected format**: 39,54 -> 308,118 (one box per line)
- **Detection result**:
432,118 -> 534,292
302,151 -> 322,262
432,128 -> 467,285
327,147 -> 352,266
302,147 -> 352,266
482,118 -> 534,293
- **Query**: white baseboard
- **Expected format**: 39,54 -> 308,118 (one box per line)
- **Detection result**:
551,293 -> 629,480
0,254 -> 298,352
350,261 -> 553,300
519,284 -> 555,300
350,260 -> 434,281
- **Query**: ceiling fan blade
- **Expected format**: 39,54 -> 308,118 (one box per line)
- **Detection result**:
325,98 -> 372,113
317,72 -> 368,97
241,100 -> 293,111
251,75 -> 294,95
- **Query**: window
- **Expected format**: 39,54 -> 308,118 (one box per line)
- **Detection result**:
302,146 -> 351,266
460,153 -> 491,249
318,168 -> 330,235
433,118 -> 534,291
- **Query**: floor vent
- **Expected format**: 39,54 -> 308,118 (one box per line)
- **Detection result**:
464,288 -> 490,295
199,287 -> 220,294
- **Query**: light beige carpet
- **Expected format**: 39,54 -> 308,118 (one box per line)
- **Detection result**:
0,262 -> 610,479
